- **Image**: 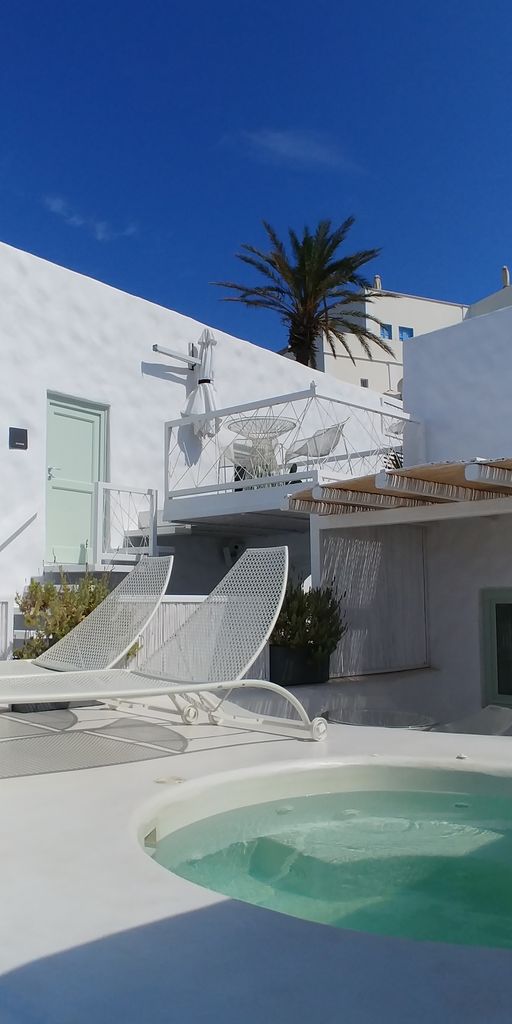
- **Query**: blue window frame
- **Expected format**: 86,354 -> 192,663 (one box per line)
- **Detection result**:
380,323 -> 392,341
399,326 -> 414,341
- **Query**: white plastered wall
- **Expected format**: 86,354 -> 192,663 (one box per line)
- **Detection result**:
0,241 -> 387,603
323,293 -> 466,394
422,514 -> 512,719
310,513 -> 512,724
403,303 -> 512,465
321,524 -> 428,677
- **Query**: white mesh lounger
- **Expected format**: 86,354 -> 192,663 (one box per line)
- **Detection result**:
0,548 -> 326,741
1,555 -> 173,679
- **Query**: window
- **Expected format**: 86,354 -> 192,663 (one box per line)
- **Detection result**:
482,590 -> 512,705
399,326 -> 414,341
360,378 -> 369,388
380,324 -> 392,341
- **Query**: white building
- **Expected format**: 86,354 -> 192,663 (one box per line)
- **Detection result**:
0,241 -> 406,654
287,299 -> 512,727
319,276 -> 467,396
464,269 -> 512,320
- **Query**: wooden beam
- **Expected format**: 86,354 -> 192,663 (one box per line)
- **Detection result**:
374,470 -> 501,503
287,497 -> 369,516
315,494 -> 512,531
465,463 -> 512,491
313,486 -> 432,509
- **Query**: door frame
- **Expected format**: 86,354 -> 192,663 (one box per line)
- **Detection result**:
481,587 -> 512,707
45,392 -> 110,565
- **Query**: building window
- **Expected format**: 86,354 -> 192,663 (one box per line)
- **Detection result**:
380,324 -> 392,341
482,589 -> 512,706
399,326 -> 414,341
360,378 -> 369,388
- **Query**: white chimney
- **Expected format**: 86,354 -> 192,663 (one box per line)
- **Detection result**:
501,265 -> 510,288
373,274 -> 382,290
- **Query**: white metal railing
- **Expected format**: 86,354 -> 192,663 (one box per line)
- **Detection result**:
134,595 -> 269,679
0,600 -> 11,659
164,382 -> 418,514
93,483 -> 158,565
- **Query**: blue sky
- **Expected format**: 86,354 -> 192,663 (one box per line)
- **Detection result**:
1,0 -> 511,351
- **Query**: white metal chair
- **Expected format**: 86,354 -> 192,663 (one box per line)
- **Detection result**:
1,555 -> 173,678
285,421 -> 347,465
0,547 -> 326,741
220,440 -> 278,482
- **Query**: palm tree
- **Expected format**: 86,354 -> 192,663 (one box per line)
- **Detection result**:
214,218 -> 393,368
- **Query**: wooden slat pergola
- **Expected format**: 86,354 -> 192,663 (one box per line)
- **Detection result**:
286,458 -> 512,517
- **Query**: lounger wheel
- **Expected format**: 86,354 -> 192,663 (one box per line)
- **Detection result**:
311,717 -> 328,741
182,704 -> 199,725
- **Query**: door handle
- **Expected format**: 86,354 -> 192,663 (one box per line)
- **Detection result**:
47,466 -> 61,481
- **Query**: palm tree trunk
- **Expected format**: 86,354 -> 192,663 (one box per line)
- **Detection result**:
289,325 -> 318,368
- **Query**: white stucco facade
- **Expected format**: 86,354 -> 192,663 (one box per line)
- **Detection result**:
321,289 -> 467,395
403,303 -> 512,465
465,283 -> 512,319
314,513 -> 512,724
0,241 -> 395,631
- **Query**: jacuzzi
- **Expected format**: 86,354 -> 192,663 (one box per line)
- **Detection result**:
139,759 -> 512,950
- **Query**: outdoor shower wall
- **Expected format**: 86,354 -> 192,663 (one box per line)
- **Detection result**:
321,524 -> 427,676
423,513 -> 512,719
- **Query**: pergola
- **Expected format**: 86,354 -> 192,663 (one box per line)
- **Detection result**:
285,457 -> 512,584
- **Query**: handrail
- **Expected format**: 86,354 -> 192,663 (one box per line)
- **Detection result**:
93,484 -> 158,564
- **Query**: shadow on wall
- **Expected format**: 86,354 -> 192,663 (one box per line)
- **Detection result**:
140,361 -> 187,388
1,898 -> 510,1024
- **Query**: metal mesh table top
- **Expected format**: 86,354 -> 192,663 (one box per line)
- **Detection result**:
226,415 -> 296,440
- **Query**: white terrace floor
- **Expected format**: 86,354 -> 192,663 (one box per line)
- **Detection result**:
1,702 -> 512,1024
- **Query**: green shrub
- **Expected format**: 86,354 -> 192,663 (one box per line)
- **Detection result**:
14,572 -> 110,660
270,581 -> 346,660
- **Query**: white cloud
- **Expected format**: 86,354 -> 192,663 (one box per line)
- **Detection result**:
240,129 -> 358,170
43,195 -> 137,242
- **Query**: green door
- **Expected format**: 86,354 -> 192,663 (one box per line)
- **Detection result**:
46,396 -> 107,565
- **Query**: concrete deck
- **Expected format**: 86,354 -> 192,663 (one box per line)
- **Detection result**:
0,702 -> 512,1023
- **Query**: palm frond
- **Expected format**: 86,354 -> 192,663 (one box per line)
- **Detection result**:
214,216 -> 388,365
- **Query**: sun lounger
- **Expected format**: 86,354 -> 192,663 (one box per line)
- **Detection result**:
2,555 -> 173,706
0,547 -> 326,741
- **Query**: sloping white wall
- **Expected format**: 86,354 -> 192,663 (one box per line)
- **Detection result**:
0,241 -> 387,601
403,304 -> 512,464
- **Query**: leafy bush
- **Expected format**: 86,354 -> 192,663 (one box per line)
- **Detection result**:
14,572 -> 110,660
270,581 -> 346,660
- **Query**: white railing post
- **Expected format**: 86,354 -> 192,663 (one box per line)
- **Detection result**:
93,482 -> 104,567
148,489 -> 158,556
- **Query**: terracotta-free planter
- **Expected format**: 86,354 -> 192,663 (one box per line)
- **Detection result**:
269,645 -> 330,686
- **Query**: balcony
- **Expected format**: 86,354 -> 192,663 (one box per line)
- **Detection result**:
164,383 -> 418,527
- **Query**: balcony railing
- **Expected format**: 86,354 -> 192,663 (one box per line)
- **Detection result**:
164,382 -> 419,521
93,483 -> 158,565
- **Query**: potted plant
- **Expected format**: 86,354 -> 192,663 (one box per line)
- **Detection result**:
269,581 -> 345,686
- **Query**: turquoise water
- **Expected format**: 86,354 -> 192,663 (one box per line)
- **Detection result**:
153,782 -> 512,948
